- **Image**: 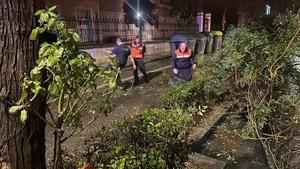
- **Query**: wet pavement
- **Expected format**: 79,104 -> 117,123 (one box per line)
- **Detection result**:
119,52 -> 171,82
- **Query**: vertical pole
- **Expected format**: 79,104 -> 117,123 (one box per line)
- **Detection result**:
204,12 -> 211,32
197,11 -> 204,32
137,0 -> 142,38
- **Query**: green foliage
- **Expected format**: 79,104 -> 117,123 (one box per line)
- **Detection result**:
194,55 -> 227,100
293,100 -> 300,124
161,80 -> 203,109
82,11 -> 300,169
179,11 -> 300,167
85,108 -> 197,169
162,55 -> 227,110
187,11 -> 300,139
10,6 -> 118,125
171,6 -> 194,25
9,6 -> 119,168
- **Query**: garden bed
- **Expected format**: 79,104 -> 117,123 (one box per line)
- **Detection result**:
186,105 -> 270,169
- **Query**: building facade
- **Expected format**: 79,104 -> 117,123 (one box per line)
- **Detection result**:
45,0 -> 193,45
45,0 -> 300,45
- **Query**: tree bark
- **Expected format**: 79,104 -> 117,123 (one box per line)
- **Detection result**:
53,129 -> 63,169
0,0 -> 46,169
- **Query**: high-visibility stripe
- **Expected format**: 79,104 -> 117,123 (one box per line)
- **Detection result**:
176,55 -> 191,58
175,48 -> 192,58
132,54 -> 143,58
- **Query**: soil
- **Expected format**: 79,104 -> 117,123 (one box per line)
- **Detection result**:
45,68 -> 173,164
201,126 -> 243,162
201,113 -> 245,162
187,104 -> 229,142
185,104 -> 232,168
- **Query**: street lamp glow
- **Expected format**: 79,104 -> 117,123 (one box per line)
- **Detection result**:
137,12 -> 141,18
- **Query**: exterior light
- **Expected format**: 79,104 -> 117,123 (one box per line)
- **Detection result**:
137,12 -> 141,18
265,4 -> 271,15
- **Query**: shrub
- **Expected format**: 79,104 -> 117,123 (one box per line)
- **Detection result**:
188,11 -> 300,168
161,55 -> 227,109
85,108 -> 196,169
161,80 -> 203,109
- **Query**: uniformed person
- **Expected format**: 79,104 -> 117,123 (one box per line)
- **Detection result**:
172,42 -> 196,83
129,35 -> 149,86
103,37 -> 130,86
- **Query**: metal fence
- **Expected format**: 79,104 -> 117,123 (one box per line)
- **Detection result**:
62,16 -> 197,46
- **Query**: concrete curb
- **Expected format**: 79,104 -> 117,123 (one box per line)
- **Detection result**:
188,153 -> 227,169
190,106 -> 230,153
187,104 -> 232,168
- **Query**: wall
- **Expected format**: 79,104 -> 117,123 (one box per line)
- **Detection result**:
46,0 -> 100,17
99,0 -> 123,13
83,42 -> 171,64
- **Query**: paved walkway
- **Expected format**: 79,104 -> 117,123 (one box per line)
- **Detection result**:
119,52 -> 171,83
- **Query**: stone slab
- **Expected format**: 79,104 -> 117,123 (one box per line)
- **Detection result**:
188,153 -> 227,169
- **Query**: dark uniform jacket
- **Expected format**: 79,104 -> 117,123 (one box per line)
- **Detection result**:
172,48 -> 195,69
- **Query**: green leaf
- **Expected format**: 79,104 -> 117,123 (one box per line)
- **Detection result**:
20,88 -> 29,102
30,28 -> 39,41
54,76 -> 63,89
30,72 -> 42,81
48,11 -> 58,18
35,9 -> 45,16
154,123 -> 161,128
57,22 -> 65,31
54,47 -> 64,58
47,56 -> 58,66
48,83 -> 60,96
39,43 -> 50,56
20,110 -> 28,123
31,67 -> 41,75
48,18 -> 56,28
42,47 -> 54,57
72,33 -> 81,42
69,58 -> 81,66
39,13 -> 49,24
9,105 -> 23,113
115,146 -> 123,154
48,6 -> 57,12
38,27 -> 47,34
55,75 -> 62,83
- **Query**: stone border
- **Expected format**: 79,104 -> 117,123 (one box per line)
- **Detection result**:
187,105 -> 231,168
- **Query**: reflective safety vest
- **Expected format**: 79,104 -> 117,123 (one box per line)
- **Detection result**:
175,48 -> 192,58
173,48 -> 193,69
131,41 -> 145,58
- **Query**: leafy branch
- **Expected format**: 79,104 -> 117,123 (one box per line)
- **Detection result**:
9,6 -> 119,169
193,10 -> 300,169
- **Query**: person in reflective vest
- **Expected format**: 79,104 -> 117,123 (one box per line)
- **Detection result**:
172,42 -> 196,83
130,35 -> 149,86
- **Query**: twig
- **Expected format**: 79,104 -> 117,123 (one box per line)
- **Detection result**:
46,104 -> 56,123
269,26 -> 300,79
58,89 -> 65,115
61,116 -> 97,143
32,109 -> 57,129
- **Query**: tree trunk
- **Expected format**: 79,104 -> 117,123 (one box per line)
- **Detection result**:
0,0 -> 46,169
53,129 -> 63,169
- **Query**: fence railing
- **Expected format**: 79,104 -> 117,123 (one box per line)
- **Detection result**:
62,16 -> 197,46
